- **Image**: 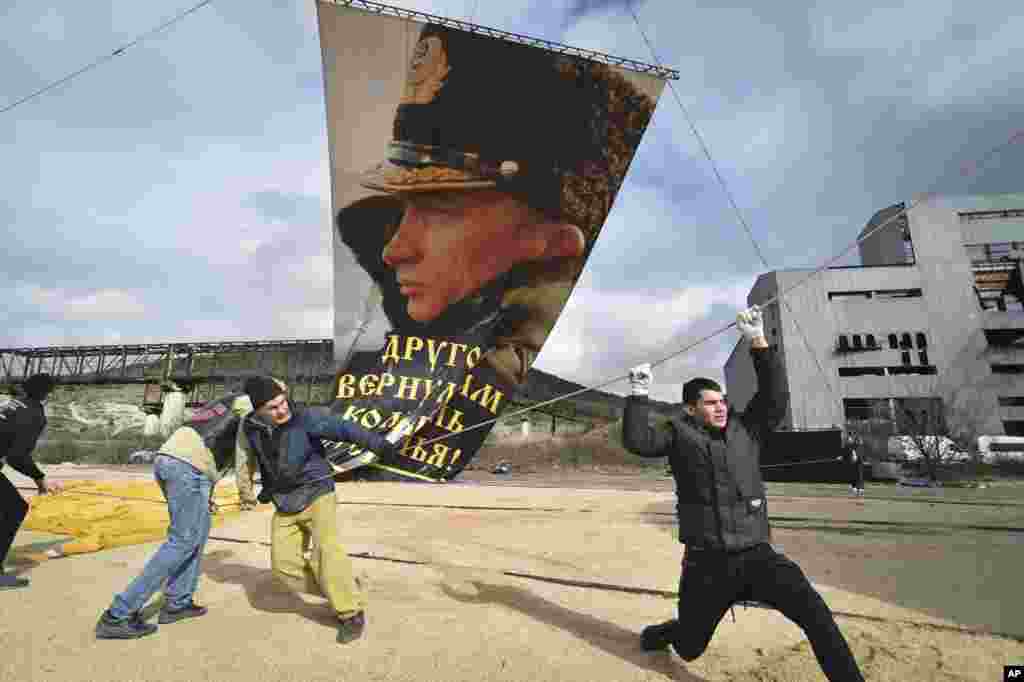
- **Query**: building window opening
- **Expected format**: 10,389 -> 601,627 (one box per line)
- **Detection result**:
866,334 -> 877,348
1003,420 -> 1024,437
874,288 -> 923,299
984,329 -> 1024,347
888,333 -> 898,349
915,332 -> 927,348
838,367 -> 886,377
828,290 -> 872,301
838,335 -> 850,352
843,398 -> 891,421
900,333 -> 913,349
918,350 -> 929,365
889,365 -> 938,376
852,334 -> 863,350
901,351 -> 911,366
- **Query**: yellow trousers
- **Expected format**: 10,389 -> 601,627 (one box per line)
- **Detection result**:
270,492 -> 364,617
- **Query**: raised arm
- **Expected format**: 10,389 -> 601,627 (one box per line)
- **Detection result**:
621,363 -> 675,457
302,410 -> 395,460
735,305 -> 789,434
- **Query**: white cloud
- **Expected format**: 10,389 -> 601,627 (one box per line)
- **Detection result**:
809,1 -> 1024,108
534,270 -> 756,402
239,238 -> 265,255
31,6 -> 67,41
17,285 -> 147,320
277,305 -> 333,339
286,251 -> 333,295
920,14 -> 1024,106
810,1 -> 956,55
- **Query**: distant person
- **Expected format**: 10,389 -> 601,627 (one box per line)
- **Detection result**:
0,373 -> 63,590
235,376 -> 405,644
95,383 -> 279,639
845,432 -> 865,496
621,306 -> 865,681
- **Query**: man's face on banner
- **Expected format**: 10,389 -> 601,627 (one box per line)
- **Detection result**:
381,189 -> 584,323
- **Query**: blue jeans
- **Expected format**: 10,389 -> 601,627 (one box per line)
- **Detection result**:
109,455 -> 212,619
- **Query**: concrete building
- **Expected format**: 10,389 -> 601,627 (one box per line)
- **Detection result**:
725,192 -> 1024,438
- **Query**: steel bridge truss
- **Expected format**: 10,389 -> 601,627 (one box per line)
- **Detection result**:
0,339 -> 338,406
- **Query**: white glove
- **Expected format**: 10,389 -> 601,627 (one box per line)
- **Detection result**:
736,305 -> 764,341
628,363 -> 652,397
385,416 -> 417,445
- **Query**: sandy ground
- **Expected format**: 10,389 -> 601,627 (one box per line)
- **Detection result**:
2,464 -> 1022,681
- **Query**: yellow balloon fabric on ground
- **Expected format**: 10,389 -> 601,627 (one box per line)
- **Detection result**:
23,480 -> 242,556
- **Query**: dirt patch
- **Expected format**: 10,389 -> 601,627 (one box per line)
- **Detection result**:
6,465 -> 1024,681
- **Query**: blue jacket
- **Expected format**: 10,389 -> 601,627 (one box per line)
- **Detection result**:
238,404 -> 394,514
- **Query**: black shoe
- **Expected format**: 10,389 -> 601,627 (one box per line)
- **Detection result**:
641,619 -> 678,651
0,573 -> 29,590
96,610 -> 158,639
337,611 -> 366,644
158,602 -> 209,624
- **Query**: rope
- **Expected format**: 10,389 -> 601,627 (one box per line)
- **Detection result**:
15,486 -> 242,508
405,194 -> 951,452
398,65 -> 1024,456
15,488 -> 1023,642
624,0 -> 836,408
760,456 -> 844,469
1,0 -> 214,116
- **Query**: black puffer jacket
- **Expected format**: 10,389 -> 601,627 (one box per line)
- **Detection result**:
0,396 -> 48,481
622,348 -> 788,552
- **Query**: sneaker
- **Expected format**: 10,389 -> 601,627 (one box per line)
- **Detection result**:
0,573 -> 29,590
641,619 -> 678,651
96,610 -> 158,639
158,602 -> 208,624
330,451 -> 377,474
337,611 -> 366,644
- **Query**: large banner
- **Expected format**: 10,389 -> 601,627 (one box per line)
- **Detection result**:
317,1 -> 666,482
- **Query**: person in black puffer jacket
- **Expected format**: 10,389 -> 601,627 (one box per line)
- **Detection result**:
0,374 -> 63,590
622,306 -> 864,682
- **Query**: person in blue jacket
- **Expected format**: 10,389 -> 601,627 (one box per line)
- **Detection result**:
236,376 -> 404,644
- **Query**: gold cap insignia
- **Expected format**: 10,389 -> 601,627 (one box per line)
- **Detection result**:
401,35 -> 450,105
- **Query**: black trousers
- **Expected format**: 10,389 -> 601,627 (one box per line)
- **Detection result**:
0,473 -> 29,567
851,463 -> 865,489
668,543 -> 864,682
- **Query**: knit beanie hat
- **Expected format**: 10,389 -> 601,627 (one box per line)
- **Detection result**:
24,373 -> 56,400
244,376 -> 285,410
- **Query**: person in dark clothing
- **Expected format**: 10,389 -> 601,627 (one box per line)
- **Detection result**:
844,432 -> 866,496
622,306 -> 865,682
0,373 -> 63,590
236,376 -> 405,644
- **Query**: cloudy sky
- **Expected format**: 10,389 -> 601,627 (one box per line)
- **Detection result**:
2,0 -> 1022,402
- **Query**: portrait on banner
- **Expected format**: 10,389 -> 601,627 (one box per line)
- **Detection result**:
317,5 -> 664,481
